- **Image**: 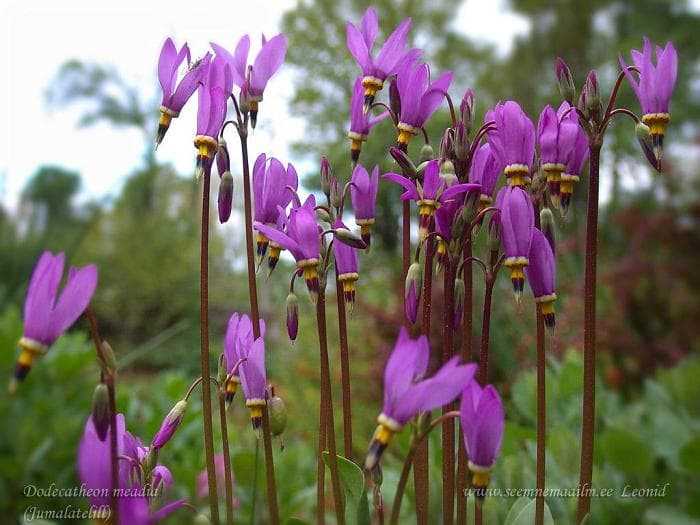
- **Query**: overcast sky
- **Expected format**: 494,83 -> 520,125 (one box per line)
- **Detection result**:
0,0 -> 530,211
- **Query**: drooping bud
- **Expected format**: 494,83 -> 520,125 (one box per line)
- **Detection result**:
152,400 -> 188,450
539,207 -> 556,254
582,70 -> 601,121
635,121 -> 661,172
419,143 -> 434,164
334,228 -> 367,250
330,176 -> 341,210
218,172 -> 234,224
404,262 -> 422,325
439,129 -> 454,161
91,383 -> 111,442
555,58 -> 576,104
316,207 -> 332,224
320,156 -> 332,197
389,78 -> 401,118
460,89 -> 475,132
286,293 -> 299,342
389,147 -> 417,178
268,393 -> 287,437
453,278 -> 465,328
97,340 -> 117,377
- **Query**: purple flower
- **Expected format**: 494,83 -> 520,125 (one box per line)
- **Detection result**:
252,153 -> 298,258
526,228 -> 557,329
224,312 -> 266,406
194,58 -> 231,178
486,101 -> 535,187
254,196 -> 321,297
537,102 -> 582,208
156,38 -> 211,146
333,220 -> 360,306
365,327 -> 477,470
620,38 -> 677,159
385,160 -> 479,240
348,77 -> 390,162
469,143 -> 501,209
496,186 -> 534,299
460,381 -> 505,490
395,61 -> 453,148
152,400 -> 187,450
212,34 -> 287,127
15,251 -> 97,384
350,163 -> 380,246
560,118 -> 589,213
78,414 -> 186,524
346,8 -> 418,104
226,312 -> 268,430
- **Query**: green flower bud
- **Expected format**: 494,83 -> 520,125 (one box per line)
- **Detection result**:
268,395 -> 287,437
334,228 -> 367,250
91,383 -> 111,442
419,143 -> 434,163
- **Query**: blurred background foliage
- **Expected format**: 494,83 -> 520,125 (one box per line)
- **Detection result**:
1,0 -> 700,523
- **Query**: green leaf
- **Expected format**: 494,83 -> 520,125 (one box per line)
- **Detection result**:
356,489 -> 371,525
600,428 -> 654,478
679,436 -> 700,473
504,497 -> 554,525
322,452 -> 365,502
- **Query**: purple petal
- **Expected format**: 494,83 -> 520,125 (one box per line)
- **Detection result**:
49,264 -> 97,342
158,38 -> 178,99
417,71 -> 453,126
251,33 -> 287,95
347,22 -> 372,75
525,227 -> 555,298
170,53 -> 211,113
240,337 -> 267,400
375,18 -> 412,76
254,222 -> 302,260
360,7 -> 379,50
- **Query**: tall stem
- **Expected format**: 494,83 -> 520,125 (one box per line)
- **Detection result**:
535,304 -> 546,525
218,392 -> 235,525
336,274 -> 353,458
316,380 -> 327,524
456,242 -> 472,525
414,240 -> 434,525
442,261 -> 456,525
199,168 -> 220,525
239,131 -> 280,524
316,292 -> 346,524
84,308 -> 119,525
477,280 -> 495,385
576,142 -> 601,523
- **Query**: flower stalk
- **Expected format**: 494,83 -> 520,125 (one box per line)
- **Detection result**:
218,390 -> 235,525
336,271 -> 354,458
442,259 -> 457,525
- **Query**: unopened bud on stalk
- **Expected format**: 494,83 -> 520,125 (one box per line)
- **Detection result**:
320,156 -> 332,197
439,129 -> 453,161
555,57 -> 576,104
539,207 -> 556,254
582,70 -> 601,121
440,160 -> 458,187
286,293 -> 299,342
488,217 -> 501,252
454,122 -> 469,161
91,383 -> 110,442
268,393 -> 287,437
218,172 -> 234,224
334,228 -> 367,250
389,147 -> 417,178
98,341 -> 117,377
315,207 -> 332,224
460,89 -> 475,132
419,143 -> 434,163
330,177 -> 341,209
404,262 -> 422,325
152,400 -> 188,450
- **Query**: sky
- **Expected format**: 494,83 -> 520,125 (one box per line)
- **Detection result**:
0,0 -> 531,211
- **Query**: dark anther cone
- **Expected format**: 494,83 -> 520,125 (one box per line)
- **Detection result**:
268,256 -> 279,272
361,231 -> 371,248
156,124 -> 169,147
257,241 -> 268,259
364,439 -> 387,471
14,363 -> 30,381
225,391 -> 235,405
544,312 -> 556,330
351,148 -> 360,163
363,94 -> 375,114
251,415 -> 262,430
250,110 -> 259,129
560,194 -> 572,215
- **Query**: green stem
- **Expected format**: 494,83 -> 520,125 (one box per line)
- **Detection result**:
218,391 -> 235,525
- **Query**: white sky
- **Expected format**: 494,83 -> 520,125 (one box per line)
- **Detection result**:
0,0 -> 529,211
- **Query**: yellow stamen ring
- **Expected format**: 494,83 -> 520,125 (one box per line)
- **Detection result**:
362,76 -> 384,98
504,164 -> 530,187
194,135 -> 218,159
642,112 -> 670,136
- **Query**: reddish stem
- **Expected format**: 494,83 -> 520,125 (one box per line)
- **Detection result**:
336,273 -> 353,458
442,261 -> 457,525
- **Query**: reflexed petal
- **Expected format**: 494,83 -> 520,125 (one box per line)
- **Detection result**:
49,264 -> 97,341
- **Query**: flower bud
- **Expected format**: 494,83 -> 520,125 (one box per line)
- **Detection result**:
404,262 -> 422,325
460,89 -> 475,132
635,122 -> 660,172
453,278 -> 465,327
582,70 -> 601,120
439,129 -> 454,161
453,122 -> 469,161
98,340 -> 117,377
152,400 -> 187,450
419,143 -> 434,163
286,293 -> 299,342
389,78 -> 401,118
320,156 -> 332,197
316,207 -> 332,224
217,354 -> 227,386
539,207 -> 556,254
91,383 -> 111,442
334,228 -> 367,250
218,171 -> 234,224
216,139 -> 230,175
440,160 -> 458,187
389,147 -> 417,178
268,394 -> 287,437
330,176 -> 341,209
555,57 -> 576,104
